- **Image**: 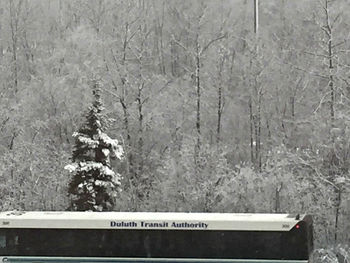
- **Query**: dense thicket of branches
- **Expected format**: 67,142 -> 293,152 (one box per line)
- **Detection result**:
0,0 -> 349,255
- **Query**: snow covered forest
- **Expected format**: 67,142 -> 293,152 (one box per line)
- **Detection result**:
0,0 -> 349,257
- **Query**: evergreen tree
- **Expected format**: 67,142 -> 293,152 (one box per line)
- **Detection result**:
65,80 -> 124,211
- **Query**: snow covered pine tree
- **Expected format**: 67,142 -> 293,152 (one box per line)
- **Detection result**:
65,81 -> 124,211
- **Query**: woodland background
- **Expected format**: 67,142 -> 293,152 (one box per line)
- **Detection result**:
0,0 -> 349,258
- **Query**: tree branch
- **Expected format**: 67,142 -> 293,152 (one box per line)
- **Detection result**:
312,90 -> 332,114
303,50 -> 329,59
200,33 -> 227,56
277,58 -> 329,80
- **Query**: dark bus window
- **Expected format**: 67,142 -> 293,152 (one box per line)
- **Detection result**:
0,229 -> 19,256
15,229 -> 109,257
0,227 -> 310,260
0,233 -> 5,249
0,231 -> 6,255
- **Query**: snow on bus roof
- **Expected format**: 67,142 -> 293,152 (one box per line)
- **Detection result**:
0,211 -> 305,231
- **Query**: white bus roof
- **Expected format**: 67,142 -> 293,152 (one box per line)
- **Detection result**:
0,211 -> 305,231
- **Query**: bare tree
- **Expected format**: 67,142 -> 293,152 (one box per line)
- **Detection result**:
152,0 -> 166,75
216,48 -> 226,144
171,1 -> 226,164
105,1 -> 140,179
9,0 -> 24,91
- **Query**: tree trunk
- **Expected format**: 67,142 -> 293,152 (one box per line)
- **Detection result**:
275,183 -> 283,213
216,52 -> 225,145
257,88 -> 262,171
324,0 -> 335,123
156,1 -> 166,75
249,97 -> 254,164
137,83 -> 144,175
195,36 -> 201,161
9,0 -> 22,92
334,188 -> 341,242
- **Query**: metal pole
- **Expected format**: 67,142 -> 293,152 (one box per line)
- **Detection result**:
254,0 -> 259,35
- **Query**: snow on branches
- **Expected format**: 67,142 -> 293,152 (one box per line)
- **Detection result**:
71,130 -> 124,159
65,161 -> 121,183
98,131 -> 124,159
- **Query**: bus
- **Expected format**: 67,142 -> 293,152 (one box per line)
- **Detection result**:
0,211 -> 313,263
